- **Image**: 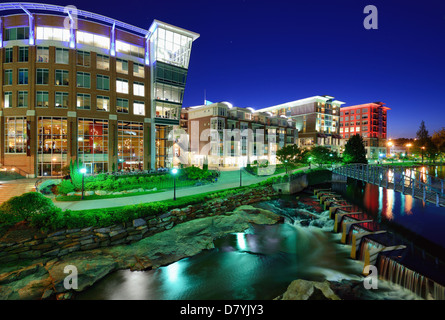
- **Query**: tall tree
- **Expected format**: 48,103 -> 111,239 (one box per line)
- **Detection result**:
342,134 -> 368,164
416,120 -> 429,147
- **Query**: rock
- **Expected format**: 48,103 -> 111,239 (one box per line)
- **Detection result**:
132,218 -> 147,228
95,190 -> 108,196
275,279 -> 341,300
67,192 -> 75,196
85,191 -> 94,196
41,289 -> 53,300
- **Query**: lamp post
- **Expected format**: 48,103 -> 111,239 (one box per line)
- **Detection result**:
171,168 -> 178,200
80,167 -> 87,200
240,165 -> 242,187
387,141 -> 393,160
406,143 -> 412,157
421,146 -> 425,164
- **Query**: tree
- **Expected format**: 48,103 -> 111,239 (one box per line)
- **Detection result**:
432,128 -> 445,153
276,144 -> 308,174
416,120 -> 429,148
309,146 -> 340,167
342,134 -> 368,164
69,159 -> 84,190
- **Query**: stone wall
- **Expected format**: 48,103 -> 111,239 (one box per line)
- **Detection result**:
0,186 -> 278,264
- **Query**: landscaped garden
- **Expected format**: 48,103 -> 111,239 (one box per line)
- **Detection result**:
50,161 -> 220,201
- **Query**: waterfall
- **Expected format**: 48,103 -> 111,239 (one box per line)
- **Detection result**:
358,238 -> 385,261
378,255 -> 427,299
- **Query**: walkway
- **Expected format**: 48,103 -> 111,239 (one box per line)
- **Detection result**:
0,178 -> 38,204
54,168 -> 302,211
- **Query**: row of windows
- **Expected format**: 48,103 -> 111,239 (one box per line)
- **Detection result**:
3,91 -> 145,115
3,68 -> 145,95
4,47 -> 145,78
5,26 -> 145,60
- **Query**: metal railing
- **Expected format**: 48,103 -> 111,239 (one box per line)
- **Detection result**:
333,164 -> 445,207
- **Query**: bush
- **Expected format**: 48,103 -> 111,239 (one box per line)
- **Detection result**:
57,180 -> 76,195
0,192 -> 57,227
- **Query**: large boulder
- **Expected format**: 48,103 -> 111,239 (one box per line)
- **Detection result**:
275,279 -> 341,300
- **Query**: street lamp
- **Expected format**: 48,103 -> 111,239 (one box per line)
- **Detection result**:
421,146 -> 425,164
387,141 -> 393,159
239,164 -> 243,187
80,167 -> 87,200
171,168 -> 178,200
406,143 -> 412,157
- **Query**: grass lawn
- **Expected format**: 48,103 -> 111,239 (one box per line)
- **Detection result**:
55,189 -> 164,202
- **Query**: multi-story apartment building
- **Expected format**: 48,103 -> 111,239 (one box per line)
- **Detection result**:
179,102 -> 297,168
0,3 -> 199,176
339,102 -> 390,159
256,95 -> 344,151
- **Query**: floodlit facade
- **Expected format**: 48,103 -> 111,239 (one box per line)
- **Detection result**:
339,102 -> 390,159
179,102 -> 297,168
256,95 -> 344,151
0,2 -> 199,177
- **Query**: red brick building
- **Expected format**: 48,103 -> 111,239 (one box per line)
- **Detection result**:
339,102 -> 390,159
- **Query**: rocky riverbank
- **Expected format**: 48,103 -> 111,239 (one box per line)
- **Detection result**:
0,205 -> 282,300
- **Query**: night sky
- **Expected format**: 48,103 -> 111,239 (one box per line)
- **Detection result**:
34,0 -> 445,138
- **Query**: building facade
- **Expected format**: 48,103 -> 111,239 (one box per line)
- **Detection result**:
0,3 -> 199,177
339,102 -> 390,159
179,102 -> 297,168
256,95 -> 344,151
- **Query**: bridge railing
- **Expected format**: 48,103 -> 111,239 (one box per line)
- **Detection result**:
333,164 -> 445,206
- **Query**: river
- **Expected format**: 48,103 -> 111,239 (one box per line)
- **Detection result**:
76,194 -> 424,300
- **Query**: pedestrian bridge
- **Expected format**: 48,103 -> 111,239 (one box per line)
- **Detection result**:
332,164 -> 445,207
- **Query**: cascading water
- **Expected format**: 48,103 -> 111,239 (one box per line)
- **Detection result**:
378,255 -> 428,299
358,238 -> 385,261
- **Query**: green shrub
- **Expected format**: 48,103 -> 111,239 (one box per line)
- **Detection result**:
0,192 -> 56,227
57,180 -> 76,195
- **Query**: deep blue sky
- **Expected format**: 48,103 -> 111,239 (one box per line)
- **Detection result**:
42,0 -> 445,138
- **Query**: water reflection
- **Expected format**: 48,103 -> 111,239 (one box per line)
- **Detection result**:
334,173 -> 445,251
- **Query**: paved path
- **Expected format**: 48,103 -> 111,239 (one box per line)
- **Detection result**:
53,168 -> 304,211
0,178 -> 38,204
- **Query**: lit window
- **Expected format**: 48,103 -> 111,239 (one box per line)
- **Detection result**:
116,78 -> 129,94
55,92 -> 69,109
55,70 -> 69,86
36,47 -> 49,63
36,27 -> 70,42
133,101 -> 145,116
116,59 -> 128,74
96,96 -> 110,112
77,93 -> 91,110
4,92 -> 12,108
96,54 -> 110,71
116,98 -> 129,114
133,82 -> 145,96
5,117 -> 27,154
